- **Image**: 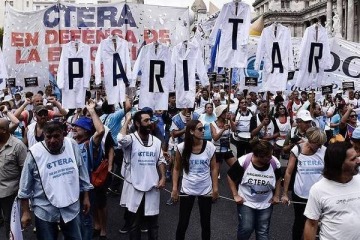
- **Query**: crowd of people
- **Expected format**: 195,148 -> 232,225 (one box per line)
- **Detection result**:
0,84 -> 360,240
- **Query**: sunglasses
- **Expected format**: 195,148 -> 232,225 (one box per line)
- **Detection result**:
279,108 -> 285,110
196,127 -> 204,132
350,115 -> 358,118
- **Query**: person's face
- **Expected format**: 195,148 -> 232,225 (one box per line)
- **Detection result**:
355,92 -> 359,99
348,112 -> 358,123
212,98 -> 220,106
293,91 -> 299,99
202,90 -> 209,99
313,106 -> 321,117
45,87 -> 53,96
256,152 -> 273,166
342,148 -> 360,177
15,94 -> 21,101
259,103 -> 268,115
169,96 -> 176,105
205,104 -> 213,114
192,122 -> 204,140
308,140 -> 323,152
246,96 -> 252,105
239,99 -> 246,109
71,125 -> 87,139
138,114 -> 152,135
301,93 -> 307,100
32,96 -> 43,106
44,130 -> 64,153
278,105 -> 286,115
349,91 -> 354,99
297,119 -> 312,131
36,110 -> 49,124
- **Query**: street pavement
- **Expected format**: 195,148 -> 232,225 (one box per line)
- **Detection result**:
1,146 -> 298,240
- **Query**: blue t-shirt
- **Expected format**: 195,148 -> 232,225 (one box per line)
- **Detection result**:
331,113 -> 341,135
199,113 -> 217,141
100,109 -> 125,145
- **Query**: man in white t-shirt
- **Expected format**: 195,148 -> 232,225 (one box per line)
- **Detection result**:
303,142 -> 360,240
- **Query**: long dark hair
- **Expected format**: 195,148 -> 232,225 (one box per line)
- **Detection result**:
274,104 -> 288,118
323,142 -> 353,181
181,120 -> 201,174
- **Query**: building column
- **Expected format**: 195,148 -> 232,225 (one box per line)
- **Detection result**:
337,0 -> 343,36
348,0 -> 354,41
327,0 -> 333,30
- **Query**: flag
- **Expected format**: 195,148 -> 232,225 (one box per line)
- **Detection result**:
49,72 -> 62,102
10,198 -> 23,240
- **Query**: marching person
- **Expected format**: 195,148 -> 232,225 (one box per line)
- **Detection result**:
198,103 -> 217,142
227,139 -> 282,240
117,110 -> 166,240
281,127 -> 327,240
304,142 -> 360,239
18,121 -> 93,240
23,105 -> 50,148
0,118 -> 27,239
171,120 -> 218,240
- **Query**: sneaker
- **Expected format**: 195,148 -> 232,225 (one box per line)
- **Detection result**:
119,225 -> 130,234
166,197 -> 174,206
140,226 -> 148,233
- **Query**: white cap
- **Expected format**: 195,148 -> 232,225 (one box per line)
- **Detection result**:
296,110 -> 313,121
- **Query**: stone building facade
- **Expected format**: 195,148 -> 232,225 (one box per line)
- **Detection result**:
253,0 -> 360,42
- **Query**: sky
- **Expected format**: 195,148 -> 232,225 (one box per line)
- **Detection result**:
145,0 -> 255,10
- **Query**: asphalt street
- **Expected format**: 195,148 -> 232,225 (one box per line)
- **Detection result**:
0,164 -> 296,240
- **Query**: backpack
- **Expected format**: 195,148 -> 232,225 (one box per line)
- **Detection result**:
84,139 -> 109,188
243,153 -> 278,171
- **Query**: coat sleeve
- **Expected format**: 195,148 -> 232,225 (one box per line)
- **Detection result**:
94,41 -> 103,85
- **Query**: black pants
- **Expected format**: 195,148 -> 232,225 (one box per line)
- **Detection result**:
291,193 -> 307,240
110,148 -> 123,191
231,137 -> 252,158
0,194 -> 17,239
128,197 -> 159,240
176,194 -> 212,240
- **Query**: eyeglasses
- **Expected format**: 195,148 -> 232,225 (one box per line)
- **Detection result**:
350,115 -> 358,118
196,127 -> 204,132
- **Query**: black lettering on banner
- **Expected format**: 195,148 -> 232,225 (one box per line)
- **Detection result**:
68,58 -> 83,90
308,42 -> 323,73
183,60 -> 189,91
271,42 -> 284,73
149,60 -> 165,93
113,53 -> 129,87
228,18 -> 243,50
342,56 -> 360,78
325,52 -> 340,72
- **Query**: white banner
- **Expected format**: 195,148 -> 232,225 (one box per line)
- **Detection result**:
2,2 -> 189,91
10,198 -> 23,240
238,37 -> 360,93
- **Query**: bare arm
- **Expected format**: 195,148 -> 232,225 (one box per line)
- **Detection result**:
210,154 -> 219,201
48,97 -> 68,117
86,100 -> 105,146
211,122 -> 228,141
281,152 -> 297,204
171,150 -> 182,202
303,219 -> 319,240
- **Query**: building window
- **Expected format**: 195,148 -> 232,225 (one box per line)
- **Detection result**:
281,1 -> 290,9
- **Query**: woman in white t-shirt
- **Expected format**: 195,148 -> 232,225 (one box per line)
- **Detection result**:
281,127 -> 327,240
171,120 -> 219,240
227,139 -> 282,240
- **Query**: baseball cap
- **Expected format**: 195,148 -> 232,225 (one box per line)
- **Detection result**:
296,110 -> 313,122
141,107 -> 158,122
34,105 -> 48,113
72,117 -> 94,132
215,105 -> 228,117
351,127 -> 360,142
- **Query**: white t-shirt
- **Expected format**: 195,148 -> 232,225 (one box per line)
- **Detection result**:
304,176 -> 360,240
177,141 -> 216,196
291,145 -> 326,199
237,154 -> 281,209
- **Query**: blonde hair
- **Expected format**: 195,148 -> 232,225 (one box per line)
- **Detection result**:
306,127 -> 327,145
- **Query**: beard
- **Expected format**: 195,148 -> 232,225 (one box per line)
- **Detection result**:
139,125 -> 151,135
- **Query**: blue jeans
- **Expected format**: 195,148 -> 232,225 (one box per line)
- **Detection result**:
35,214 -> 82,240
237,204 -> 273,240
